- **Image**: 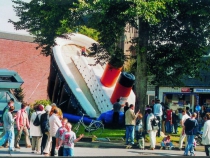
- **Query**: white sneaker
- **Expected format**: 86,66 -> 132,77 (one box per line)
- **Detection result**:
169,146 -> 174,150
9,149 -> 15,152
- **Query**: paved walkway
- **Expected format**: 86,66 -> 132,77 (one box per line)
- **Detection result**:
0,141 -> 206,157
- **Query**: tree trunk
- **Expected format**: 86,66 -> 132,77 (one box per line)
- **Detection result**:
135,18 -> 149,116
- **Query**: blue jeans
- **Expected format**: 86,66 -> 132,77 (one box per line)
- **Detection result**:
125,125 -> 134,144
63,147 -> 74,156
173,123 -> 178,133
156,116 -> 162,137
161,141 -> 173,147
0,130 -> 14,150
184,135 -> 194,155
165,121 -> 172,133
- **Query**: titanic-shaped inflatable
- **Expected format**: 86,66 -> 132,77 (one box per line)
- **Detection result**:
48,33 -> 136,124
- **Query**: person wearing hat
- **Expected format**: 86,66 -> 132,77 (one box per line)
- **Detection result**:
40,105 -> 52,156
29,104 -> 45,154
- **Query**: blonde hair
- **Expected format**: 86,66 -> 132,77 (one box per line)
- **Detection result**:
206,113 -> 210,120
57,108 -> 63,120
49,105 -> 57,116
138,113 -> 143,119
66,122 -> 72,131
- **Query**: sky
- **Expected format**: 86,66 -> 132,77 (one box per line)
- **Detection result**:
0,0 -> 30,35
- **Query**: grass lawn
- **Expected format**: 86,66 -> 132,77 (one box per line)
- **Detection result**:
73,123 -> 182,144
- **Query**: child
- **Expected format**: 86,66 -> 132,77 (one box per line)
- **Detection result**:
81,47 -> 87,56
56,123 -> 84,156
135,113 -> 143,142
160,135 -> 174,150
135,113 -> 145,149
136,128 -> 145,150
55,118 -> 68,156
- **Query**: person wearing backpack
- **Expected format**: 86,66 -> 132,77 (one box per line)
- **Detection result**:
40,105 -> 52,156
147,108 -> 158,150
183,112 -> 198,156
29,104 -> 45,154
153,99 -> 163,137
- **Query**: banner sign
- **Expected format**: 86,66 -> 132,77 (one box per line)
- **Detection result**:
181,88 -> 190,92
194,89 -> 210,93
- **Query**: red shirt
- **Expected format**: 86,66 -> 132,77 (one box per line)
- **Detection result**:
166,109 -> 172,121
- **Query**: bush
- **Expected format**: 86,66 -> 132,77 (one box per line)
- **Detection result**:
13,87 -> 25,102
29,99 -> 51,115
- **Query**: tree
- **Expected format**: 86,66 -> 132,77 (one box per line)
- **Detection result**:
9,0 -> 98,56
9,0 -> 210,114
14,87 -> 25,102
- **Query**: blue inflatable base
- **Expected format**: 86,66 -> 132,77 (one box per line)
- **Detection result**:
63,110 -> 124,125
63,113 -> 93,124
97,110 -> 124,125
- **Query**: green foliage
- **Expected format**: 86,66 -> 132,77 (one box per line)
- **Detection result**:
9,0 -> 96,56
32,99 -> 51,107
9,0 -> 210,107
124,58 -> 136,74
84,0 -> 137,67
79,26 -> 100,41
30,99 -> 51,114
109,48 -> 128,68
13,87 -> 24,102
145,0 -> 210,86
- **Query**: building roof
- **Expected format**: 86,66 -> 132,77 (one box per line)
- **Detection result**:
0,32 -> 50,103
0,31 -> 34,42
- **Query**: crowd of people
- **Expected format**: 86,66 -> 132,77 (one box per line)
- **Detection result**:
1,97 -> 210,156
0,100 -> 84,156
121,99 -> 210,156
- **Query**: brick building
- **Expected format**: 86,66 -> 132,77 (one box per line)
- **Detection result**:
0,32 -> 50,104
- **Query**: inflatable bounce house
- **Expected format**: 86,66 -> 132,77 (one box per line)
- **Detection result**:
49,33 -> 136,126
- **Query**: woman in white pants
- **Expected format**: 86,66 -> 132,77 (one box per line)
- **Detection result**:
147,109 -> 157,150
178,110 -> 190,150
30,104 -> 45,154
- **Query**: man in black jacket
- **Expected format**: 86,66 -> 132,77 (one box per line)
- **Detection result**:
112,98 -> 121,128
183,113 -> 198,156
40,105 -> 52,155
